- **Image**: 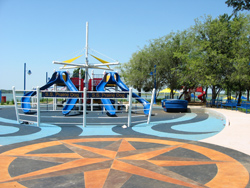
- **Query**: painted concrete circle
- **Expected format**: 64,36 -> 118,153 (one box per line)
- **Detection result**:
0,137 -> 249,187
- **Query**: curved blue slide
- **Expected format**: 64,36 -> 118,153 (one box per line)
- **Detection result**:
21,71 -> 78,115
96,72 -> 151,116
96,75 -> 116,116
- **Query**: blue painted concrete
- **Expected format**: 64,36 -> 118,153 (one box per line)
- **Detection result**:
132,113 -> 225,141
78,125 -> 120,136
0,118 -> 61,145
0,125 -> 19,135
172,116 -> 225,133
0,109 -> 225,145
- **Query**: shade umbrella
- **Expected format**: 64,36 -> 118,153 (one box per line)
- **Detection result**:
241,96 -> 247,100
159,88 -> 178,93
223,96 -> 236,100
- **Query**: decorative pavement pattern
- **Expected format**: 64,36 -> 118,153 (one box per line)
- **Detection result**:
0,107 -> 250,187
0,137 -> 250,188
0,107 -> 225,145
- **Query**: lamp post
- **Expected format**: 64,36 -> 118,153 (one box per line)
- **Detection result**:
150,65 -> 157,104
24,63 -> 32,93
153,65 -> 156,104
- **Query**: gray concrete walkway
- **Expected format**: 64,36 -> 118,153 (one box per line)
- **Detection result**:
201,107 -> 250,156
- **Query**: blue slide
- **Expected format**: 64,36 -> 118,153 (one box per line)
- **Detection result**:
96,75 -> 116,116
96,72 -> 151,116
21,71 -> 78,115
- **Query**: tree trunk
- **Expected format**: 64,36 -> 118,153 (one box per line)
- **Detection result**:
179,92 -> 184,99
170,90 -> 174,99
179,87 -> 187,100
212,86 -> 217,100
237,84 -> 242,105
237,90 -> 242,105
203,87 -> 208,103
137,88 -> 142,97
247,89 -> 249,101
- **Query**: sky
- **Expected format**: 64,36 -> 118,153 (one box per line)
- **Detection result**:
0,0 -> 240,90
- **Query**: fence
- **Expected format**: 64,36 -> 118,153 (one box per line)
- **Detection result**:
12,86 -> 155,127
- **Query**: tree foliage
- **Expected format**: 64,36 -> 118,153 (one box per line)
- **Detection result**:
120,13 -> 250,101
72,68 -> 85,79
226,0 -> 250,13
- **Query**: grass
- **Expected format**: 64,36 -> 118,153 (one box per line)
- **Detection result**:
0,100 -> 14,105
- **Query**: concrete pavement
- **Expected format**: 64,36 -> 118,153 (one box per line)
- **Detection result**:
1,106 -> 250,187
201,107 -> 250,156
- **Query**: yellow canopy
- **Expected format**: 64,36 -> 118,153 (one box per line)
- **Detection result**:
159,88 -> 178,93
63,55 -> 83,67
90,54 -> 110,69
223,96 -> 236,100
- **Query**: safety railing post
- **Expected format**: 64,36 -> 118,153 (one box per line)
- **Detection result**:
83,87 -> 87,127
53,85 -> 56,111
12,86 -> 20,124
147,88 -> 155,124
91,70 -> 94,111
128,88 -> 132,127
37,86 -> 40,127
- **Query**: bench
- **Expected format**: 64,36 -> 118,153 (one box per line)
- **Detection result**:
221,99 -> 238,110
236,101 -> 250,114
206,99 -> 222,108
161,99 -> 188,112
206,99 -> 215,107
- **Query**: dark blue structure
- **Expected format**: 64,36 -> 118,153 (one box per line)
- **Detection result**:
161,99 -> 188,112
21,71 -> 78,115
96,72 -> 150,116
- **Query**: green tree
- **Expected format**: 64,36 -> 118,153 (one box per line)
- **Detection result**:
227,14 -> 250,103
141,37 -> 171,96
156,32 -> 192,99
120,31 -> 193,99
119,50 -> 150,96
189,14 -> 236,100
72,68 -> 85,79
120,13 -> 250,103
226,0 -> 250,13
170,30 -> 200,99
120,38 -> 172,97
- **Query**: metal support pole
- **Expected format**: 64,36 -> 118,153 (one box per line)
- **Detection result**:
79,69 -> 82,112
91,70 -> 94,111
153,65 -> 156,104
46,72 -> 48,111
147,88 -> 155,124
12,86 -> 20,124
84,22 -> 89,105
37,86 -> 40,127
79,68 -> 81,90
24,63 -> 26,94
53,84 -> 57,111
115,85 -> 118,110
83,87 -> 87,127
128,88 -> 132,127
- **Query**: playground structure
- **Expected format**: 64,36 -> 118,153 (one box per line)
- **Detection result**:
13,22 -> 155,127
21,70 -> 103,115
96,71 -> 150,116
21,70 -> 151,117
13,84 -> 155,127
161,99 -> 188,112
21,71 -> 78,115
196,87 -> 206,102
182,87 -> 206,102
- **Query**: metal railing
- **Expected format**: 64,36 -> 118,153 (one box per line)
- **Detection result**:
13,86 -> 155,127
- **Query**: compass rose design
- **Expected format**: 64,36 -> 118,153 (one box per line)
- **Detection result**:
0,137 -> 249,187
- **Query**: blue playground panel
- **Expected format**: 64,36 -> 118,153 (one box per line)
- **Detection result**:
161,99 -> 188,112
